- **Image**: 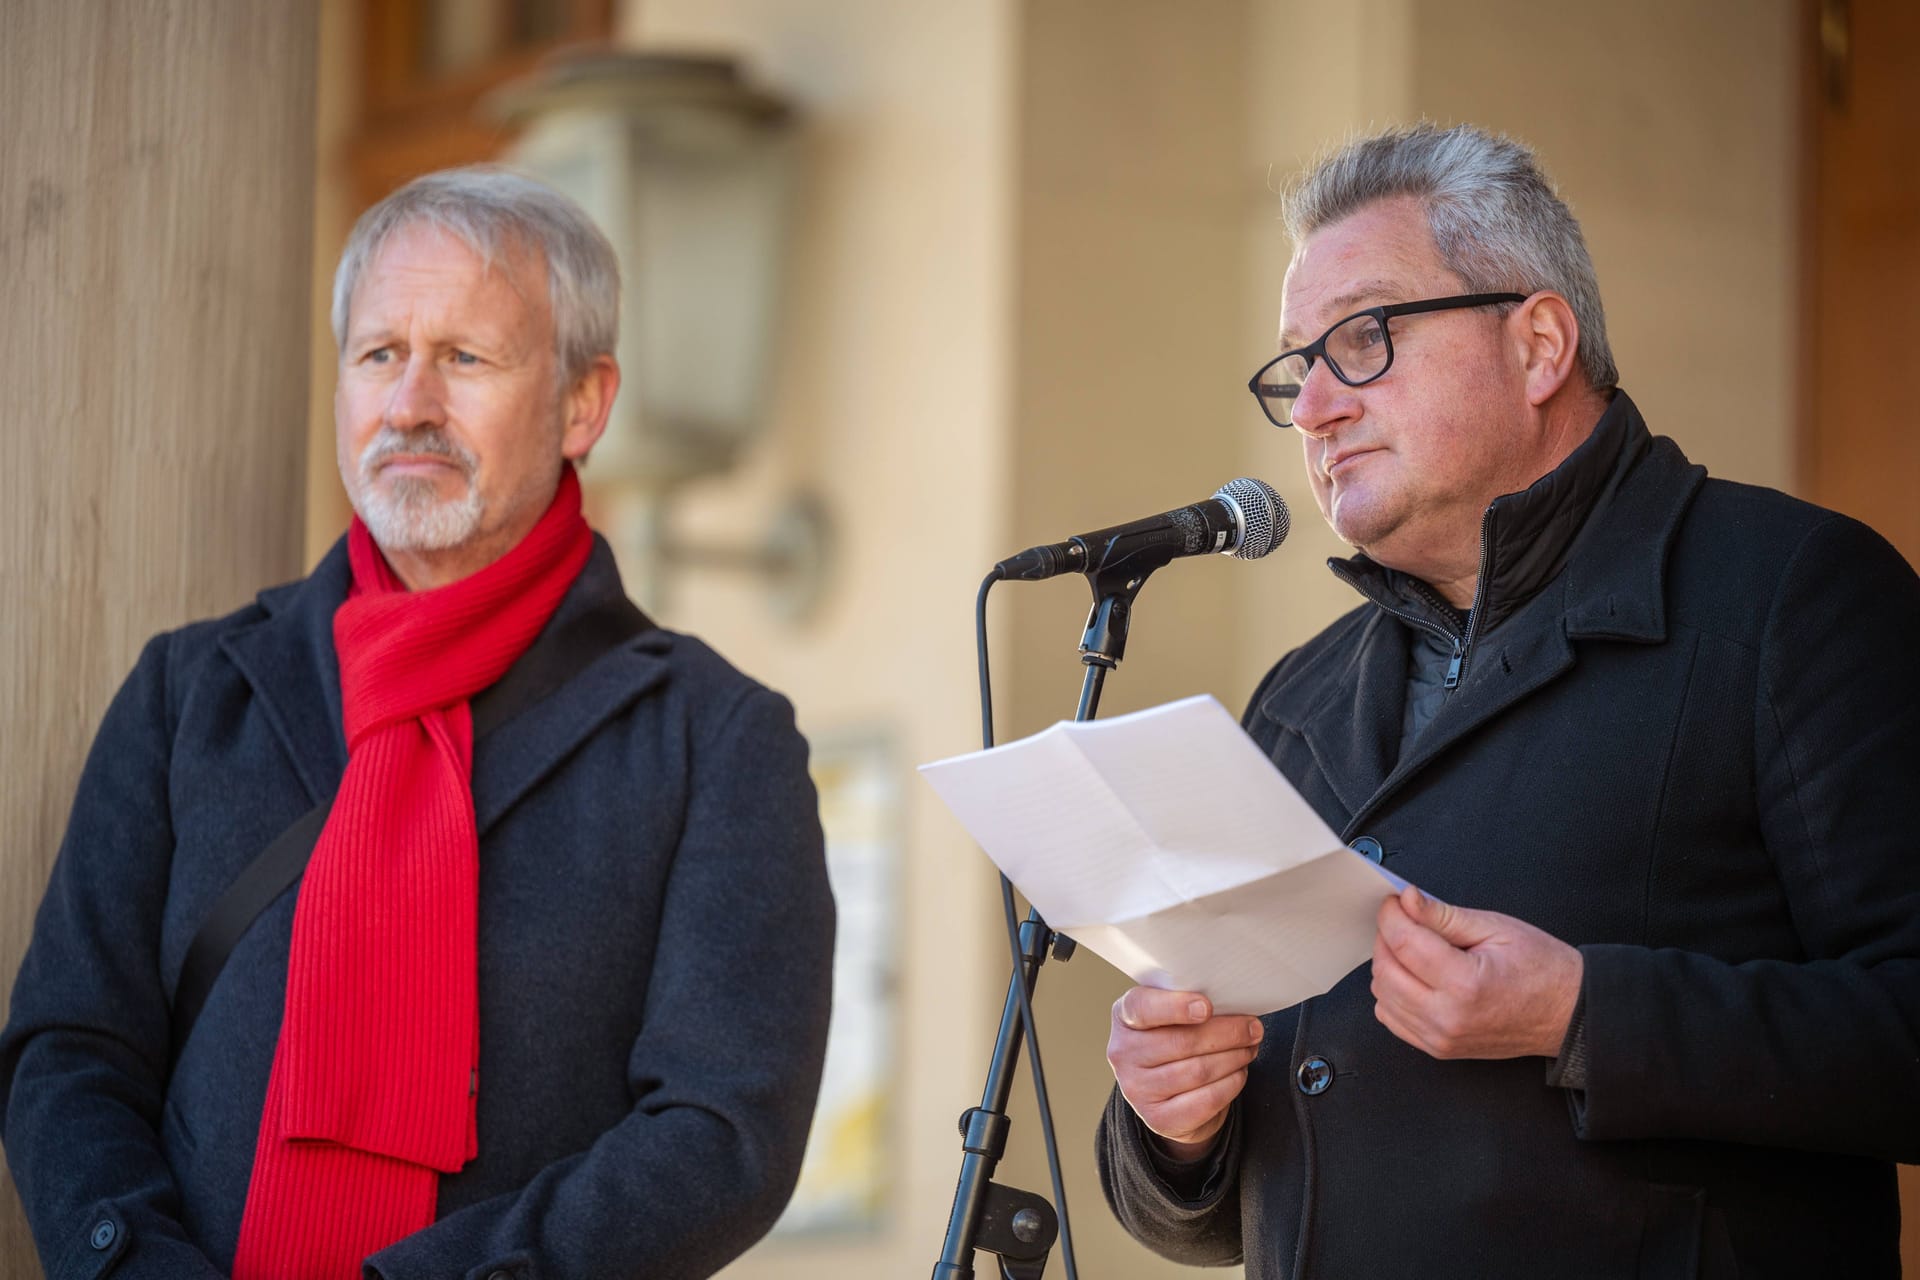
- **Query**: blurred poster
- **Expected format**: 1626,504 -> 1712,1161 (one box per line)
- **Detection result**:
774,732 -> 900,1235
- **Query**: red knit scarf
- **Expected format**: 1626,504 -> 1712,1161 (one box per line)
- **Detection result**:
232,469 -> 591,1279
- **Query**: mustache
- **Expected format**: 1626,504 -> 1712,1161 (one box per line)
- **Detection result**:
359,427 -> 477,478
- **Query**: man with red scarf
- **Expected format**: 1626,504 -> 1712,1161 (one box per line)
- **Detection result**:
0,169 -> 835,1279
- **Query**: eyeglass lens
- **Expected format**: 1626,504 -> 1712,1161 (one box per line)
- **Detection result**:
1255,312 -> 1391,426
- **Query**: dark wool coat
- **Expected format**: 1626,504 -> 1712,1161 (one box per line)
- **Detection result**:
1098,396 -> 1920,1279
1,537 -> 836,1280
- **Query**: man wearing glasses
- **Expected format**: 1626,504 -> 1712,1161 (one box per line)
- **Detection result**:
1099,123 -> 1920,1278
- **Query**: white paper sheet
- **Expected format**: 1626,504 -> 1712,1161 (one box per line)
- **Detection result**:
918,694 -> 1407,1014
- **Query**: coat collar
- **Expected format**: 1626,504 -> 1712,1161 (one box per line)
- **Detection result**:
218,533 -> 673,832
1258,391 -> 1706,829
1326,387 -> 1645,643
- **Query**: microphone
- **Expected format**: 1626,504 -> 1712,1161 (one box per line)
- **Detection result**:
995,477 -> 1289,582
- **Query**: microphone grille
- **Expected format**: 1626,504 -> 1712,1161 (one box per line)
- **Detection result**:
1215,477 -> 1289,560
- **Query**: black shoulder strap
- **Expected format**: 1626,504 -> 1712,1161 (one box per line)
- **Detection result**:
469,595 -> 648,739
168,593 -> 652,1065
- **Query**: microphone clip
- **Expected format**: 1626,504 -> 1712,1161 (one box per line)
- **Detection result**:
1079,567 -> 1152,669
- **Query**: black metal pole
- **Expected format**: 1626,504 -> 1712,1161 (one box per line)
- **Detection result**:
933,909 -> 1060,1279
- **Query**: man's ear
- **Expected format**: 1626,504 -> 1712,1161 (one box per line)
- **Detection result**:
1512,292 -> 1580,407
561,354 -> 620,464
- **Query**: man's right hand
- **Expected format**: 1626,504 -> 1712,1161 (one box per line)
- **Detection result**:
1107,986 -> 1263,1159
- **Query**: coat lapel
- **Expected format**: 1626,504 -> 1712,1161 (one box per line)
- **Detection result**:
218,539 -> 352,806
469,537 -> 673,835
1258,607 -> 1409,821
471,631 -> 672,835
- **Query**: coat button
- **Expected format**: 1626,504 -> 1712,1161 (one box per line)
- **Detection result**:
486,1273 -> 512,1280
1349,836 -> 1384,864
90,1219 -> 116,1249
1296,1055 -> 1334,1095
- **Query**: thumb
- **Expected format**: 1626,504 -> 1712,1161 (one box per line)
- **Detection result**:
1404,886 -> 1493,948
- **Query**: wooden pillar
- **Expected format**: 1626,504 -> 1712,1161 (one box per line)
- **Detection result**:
0,1 -> 317,1269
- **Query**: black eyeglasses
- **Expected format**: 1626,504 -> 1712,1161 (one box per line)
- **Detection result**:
1246,292 -> 1527,428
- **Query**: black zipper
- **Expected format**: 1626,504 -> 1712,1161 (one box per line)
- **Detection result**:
1333,500 -> 1498,692
1443,506 -> 1497,690
1443,637 -> 1465,688
1403,579 -> 1468,688
1448,505 -> 1496,688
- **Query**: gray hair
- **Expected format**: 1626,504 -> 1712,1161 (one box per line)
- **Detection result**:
1283,123 -> 1618,393
331,166 -> 620,386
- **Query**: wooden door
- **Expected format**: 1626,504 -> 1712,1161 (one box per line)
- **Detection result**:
1806,0 -> 1920,565
1803,0 -> 1920,1269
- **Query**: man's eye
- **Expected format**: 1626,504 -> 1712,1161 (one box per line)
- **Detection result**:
364,347 -> 392,364
452,350 -> 479,366
1355,321 -> 1386,348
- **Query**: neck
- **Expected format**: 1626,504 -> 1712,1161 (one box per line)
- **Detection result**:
1533,384 -> 1611,481
380,543 -> 507,592
1426,564 -> 1481,611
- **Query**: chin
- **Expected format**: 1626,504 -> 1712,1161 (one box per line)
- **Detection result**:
357,481 -> 486,553
1327,500 -> 1385,550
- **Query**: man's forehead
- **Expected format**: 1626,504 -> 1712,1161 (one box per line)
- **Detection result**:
347,224 -> 548,336
1278,275 -> 1417,348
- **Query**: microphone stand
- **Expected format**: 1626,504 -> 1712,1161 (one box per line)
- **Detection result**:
932,559 -> 1158,1280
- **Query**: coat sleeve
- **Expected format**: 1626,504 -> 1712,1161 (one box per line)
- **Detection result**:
364,685 -> 836,1280
0,634 -> 227,1279
1572,514 -> 1920,1160
1094,1085 -> 1244,1266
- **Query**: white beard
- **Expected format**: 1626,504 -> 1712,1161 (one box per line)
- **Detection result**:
346,428 -> 485,552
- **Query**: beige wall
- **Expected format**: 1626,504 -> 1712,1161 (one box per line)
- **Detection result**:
0,1 -> 317,1272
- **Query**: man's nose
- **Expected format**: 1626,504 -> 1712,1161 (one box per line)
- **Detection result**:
1289,362 -> 1355,438
385,354 -> 448,429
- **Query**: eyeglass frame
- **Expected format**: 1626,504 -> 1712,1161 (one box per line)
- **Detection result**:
1246,292 -> 1530,428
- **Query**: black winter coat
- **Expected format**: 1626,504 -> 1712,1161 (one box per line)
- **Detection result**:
1098,396 -> 1920,1279
2,538 -> 836,1280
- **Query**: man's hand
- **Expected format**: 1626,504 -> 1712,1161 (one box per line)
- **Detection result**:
1107,986 -> 1263,1158
1370,885 -> 1583,1060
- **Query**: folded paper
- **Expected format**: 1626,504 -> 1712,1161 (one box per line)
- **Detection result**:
919,694 -> 1406,1014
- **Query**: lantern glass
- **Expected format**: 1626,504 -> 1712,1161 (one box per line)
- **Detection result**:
503,59 -> 795,488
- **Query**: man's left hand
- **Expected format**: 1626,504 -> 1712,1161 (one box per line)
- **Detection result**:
1370,885 -> 1583,1060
